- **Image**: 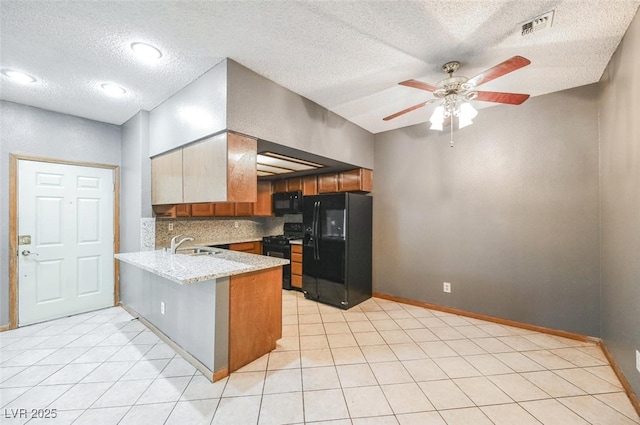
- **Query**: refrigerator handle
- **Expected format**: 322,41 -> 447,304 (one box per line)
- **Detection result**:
313,201 -> 320,260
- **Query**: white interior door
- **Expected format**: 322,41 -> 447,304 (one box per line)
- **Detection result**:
18,160 -> 115,326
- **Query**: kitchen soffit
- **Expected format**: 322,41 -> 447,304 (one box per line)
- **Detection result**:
0,1 -> 638,133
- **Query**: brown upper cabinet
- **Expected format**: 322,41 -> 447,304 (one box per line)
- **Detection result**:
270,168 -> 373,195
272,179 -> 288,194
190,203 -> 215,217
302,175 -> 318,195
254,180 -> 273,216
151,131 -> 257,206
287,177 -> 303,192
235,202 -> 254,217
339,168 -> 373,193
318,173 -> 339,193
214,203 -> 236,217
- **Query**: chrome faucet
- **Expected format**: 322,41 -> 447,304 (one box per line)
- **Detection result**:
170,234 -> 194,254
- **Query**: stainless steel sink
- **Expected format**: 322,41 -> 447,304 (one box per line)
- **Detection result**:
178,247 -> 222,256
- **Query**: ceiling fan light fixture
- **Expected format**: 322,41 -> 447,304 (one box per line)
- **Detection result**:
429,105 -> 445,131
2,69 -> 36,84
130,42 -> 163,62
459,101 -> 477,120
456,102 -> 477,129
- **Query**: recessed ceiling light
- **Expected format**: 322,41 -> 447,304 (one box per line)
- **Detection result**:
100,83 -> 126,97
2,69 -> 36,84
130,42 -> 163,62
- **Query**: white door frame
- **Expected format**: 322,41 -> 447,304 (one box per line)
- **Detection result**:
9,154 -> 120,329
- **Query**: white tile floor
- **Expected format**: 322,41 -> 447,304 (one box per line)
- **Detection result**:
1,291 -> 639,424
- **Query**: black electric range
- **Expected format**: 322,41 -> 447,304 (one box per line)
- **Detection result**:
262,222 -> 304,290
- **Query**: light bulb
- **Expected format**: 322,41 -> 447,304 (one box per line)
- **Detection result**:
457,102 -> 477,129
429,106 -> 445,131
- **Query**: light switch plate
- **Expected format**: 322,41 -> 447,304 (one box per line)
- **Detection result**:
636,350 -> 640,373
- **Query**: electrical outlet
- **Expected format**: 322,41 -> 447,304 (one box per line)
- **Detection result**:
160,301 -> 165,315
636,350 -> 640,373
234,221 -> 239,228
443,282 -> 451,293
168,223 -> 174,231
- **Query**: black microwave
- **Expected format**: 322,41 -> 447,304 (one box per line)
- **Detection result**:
272,191 -> 303,216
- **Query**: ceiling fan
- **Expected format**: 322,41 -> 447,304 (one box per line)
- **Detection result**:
383,56 -> 532,130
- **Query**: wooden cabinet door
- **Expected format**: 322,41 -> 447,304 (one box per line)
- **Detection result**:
291,244 -> 303,289
302,175 -> 318,195
339,168 -> 373,192
152,205 -> 177,218
214,203 -> 235,216
228,268 -> 282,372
230,241 -> 261,253
287,177 -> 302,192
182,134 -> 227,203
318,173 -> 339,193
151,149 -> 183,205
182,132 -> 257,204
235,202 -> 253,217
190,203 -> 214,217
254,180 -> 272,216
175,204 -> 192,217
273,179 -> 288,193
227,133 -> 257,203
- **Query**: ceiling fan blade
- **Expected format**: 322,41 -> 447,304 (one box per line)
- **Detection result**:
399,79 -> 438,92
474,91 -> 530,105
383,100 -> 433,121
466,56 -> 531,87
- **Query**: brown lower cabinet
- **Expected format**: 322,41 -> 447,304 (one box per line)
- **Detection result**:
291,244 -> 303,290
228,267 -> 282,373
229,241 -> 262,255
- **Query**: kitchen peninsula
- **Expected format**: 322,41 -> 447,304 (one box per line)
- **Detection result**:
115,248 -> 288,381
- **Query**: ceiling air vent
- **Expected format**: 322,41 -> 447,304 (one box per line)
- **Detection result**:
521,10 -> 554,36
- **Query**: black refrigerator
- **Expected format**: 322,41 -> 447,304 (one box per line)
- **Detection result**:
302,193 -> 372,309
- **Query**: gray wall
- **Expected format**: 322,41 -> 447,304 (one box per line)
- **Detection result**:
121,110 -> 152,252
119,111 -> 152,310
149,60 -> 227,157
226,59 -> 375,170
0,100 -> 121,326
119,262 -> 218,371
599,9 -> 640,394
373,85 -> 601,337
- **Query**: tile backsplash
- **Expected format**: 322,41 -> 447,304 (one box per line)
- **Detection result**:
154,214 -> 302,249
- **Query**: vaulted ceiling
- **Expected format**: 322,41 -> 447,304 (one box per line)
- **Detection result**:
1,1 -> 638,134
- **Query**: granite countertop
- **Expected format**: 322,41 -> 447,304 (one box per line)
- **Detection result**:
115,248 -> 289,285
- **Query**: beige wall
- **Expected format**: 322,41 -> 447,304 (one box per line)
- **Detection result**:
373,84 -> 601,337
599,8 -> 640,395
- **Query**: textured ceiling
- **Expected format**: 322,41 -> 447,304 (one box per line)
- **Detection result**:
1,1 -> 638,134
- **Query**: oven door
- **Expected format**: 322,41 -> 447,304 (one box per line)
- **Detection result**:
263,243 -> 292,289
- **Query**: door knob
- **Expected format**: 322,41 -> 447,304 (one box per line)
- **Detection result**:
22,250 -> 39,256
